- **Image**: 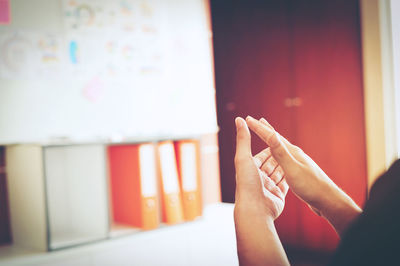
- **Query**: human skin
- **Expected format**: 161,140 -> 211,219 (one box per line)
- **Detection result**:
245,116 -> 362,236
234,117 -> 290,266
234,116 -> 363,265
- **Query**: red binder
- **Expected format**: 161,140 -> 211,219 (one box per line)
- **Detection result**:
157,141 -> 184,225
175,140 -> 202,221
108,144 -> 159,230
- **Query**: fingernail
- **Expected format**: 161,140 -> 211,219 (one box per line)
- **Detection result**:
246,115 -> 254,121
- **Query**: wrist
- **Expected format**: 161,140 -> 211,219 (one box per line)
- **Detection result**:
318,183 -> 360,215
234,201 -> 276,222
311,179 -> 338,212
305,172 -> 344,214
314,182 -> 362,235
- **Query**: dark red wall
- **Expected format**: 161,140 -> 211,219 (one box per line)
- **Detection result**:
211,0 -> 367,251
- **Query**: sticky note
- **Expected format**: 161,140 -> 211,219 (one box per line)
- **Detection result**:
82,76 -> 104,102
0,0 -> 10,24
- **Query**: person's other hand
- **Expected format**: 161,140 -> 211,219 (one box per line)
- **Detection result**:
254,132 -> 322,216
246,116 -> 333,209
234,117 -> 288,220
245,116 -> 361,235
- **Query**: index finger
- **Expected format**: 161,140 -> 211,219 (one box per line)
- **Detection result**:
246,116 -> 300,176
245,116 -> 278,147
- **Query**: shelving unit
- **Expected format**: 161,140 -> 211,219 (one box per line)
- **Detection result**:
0,0 -> 221,264
0,203 -> 236,266
6,144 -> 109,251
0,133 -> 221,262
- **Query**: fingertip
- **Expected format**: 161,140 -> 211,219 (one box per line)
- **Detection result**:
245,115 -> 256,123
245,115 -> 263,131
245,117 -> 275,146
235,117 -> 244,129
235,117 -> 252,161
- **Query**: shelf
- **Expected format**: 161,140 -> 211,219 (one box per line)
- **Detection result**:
109,223 -> 142,238
0,204 -> 236,266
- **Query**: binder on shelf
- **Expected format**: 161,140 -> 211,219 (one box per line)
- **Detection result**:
43,145 -> 109,250
108,144 -> 159,231
174,140 -> 202,221
157,141 -> 184,225
6,145 -> 48,251
6,144 -> 109,251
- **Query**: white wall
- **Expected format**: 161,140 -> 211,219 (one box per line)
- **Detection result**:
390,0 -> 400,159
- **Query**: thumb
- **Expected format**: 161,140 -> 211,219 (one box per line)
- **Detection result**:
246,116 -> 299,176
235,117 -> 252,162
235,117 -> 257,190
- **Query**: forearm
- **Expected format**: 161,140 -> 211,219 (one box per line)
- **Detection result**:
234,204 -> 290,266
315,181 -> 362,236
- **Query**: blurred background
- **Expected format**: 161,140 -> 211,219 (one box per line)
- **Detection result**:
0,0 -> 400,265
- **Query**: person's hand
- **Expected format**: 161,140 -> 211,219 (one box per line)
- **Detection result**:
234,116 -> 290,266
245,116 -> 362,235
245,116 -> 334,208
234,117 -> 288,220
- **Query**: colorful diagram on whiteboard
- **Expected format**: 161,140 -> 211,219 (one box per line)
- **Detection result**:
0,0 -> 166,81
61,0 -> 165,81
63,0 -> 107,31
69,40 -> 79,64
0,32 -> 64,79
36,33 -> 65,77
0,32 -> 39,79
38,34 -> 61,64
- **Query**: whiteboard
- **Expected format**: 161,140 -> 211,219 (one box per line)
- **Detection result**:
0,0 -> 217,144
